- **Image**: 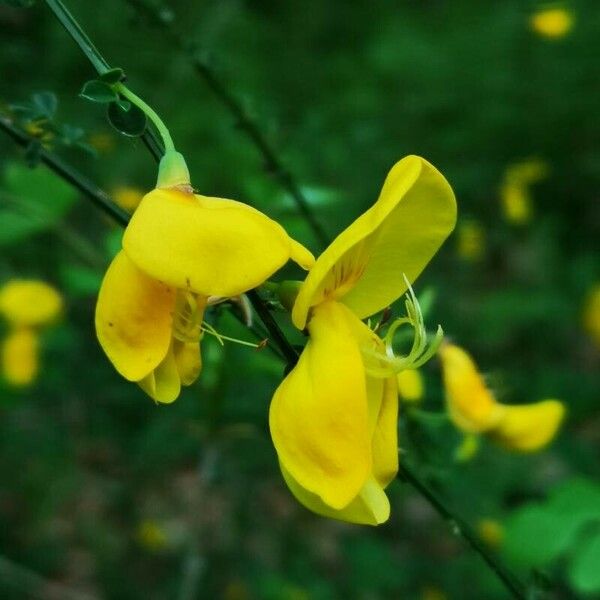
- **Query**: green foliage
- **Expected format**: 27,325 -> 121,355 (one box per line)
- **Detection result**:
0,0 -> 599,598
0,162 -> 76,245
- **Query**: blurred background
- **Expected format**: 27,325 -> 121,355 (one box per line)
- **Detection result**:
0,0 -> 599,598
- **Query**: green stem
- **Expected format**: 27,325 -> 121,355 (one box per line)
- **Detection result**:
115,83 -> 175,153
398,464 -> 527,600
43,0 -> 111,75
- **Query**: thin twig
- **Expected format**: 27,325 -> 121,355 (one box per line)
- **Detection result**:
398,463 -> 527,600
125,0 -> 330,249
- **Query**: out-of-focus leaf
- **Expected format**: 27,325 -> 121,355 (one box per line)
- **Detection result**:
0,162 -> 77,245
106,101 -> 147,137
568,533 -> 600,594
503,505 -> 584,567
59,264 -> 103,297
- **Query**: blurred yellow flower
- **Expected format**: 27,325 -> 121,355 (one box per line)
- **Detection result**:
136,520 -> 168,551
582,284 -> 600,348
270,156 -> 456,525
2,328 -> 39,386
439,343 -> 565,452
0,279 -> 63,387
477,518 -> 505,547
421,585 -> 447,600
88,131 -> 116,154
112,186 -> 145,212
500,158 -> 549,225
456,219 -> 485,262
96,153 -> 314,404
0,279 -> 63,327
530,6 -> 574,39
397,368 -> 424,403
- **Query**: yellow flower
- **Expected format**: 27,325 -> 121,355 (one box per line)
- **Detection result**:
439,343 -> 565,452
2,328 -> 39,386
136,520 -> 168,551
582,284 -> 600,348
456,219 -> 485,262
112,186 -> 144,212
530,6 -> 574,39
500,158 -> 549,225
0,279 -> 63,387
96,163 -> 314,404
270,156 -> 457,525
477,518 -> 505,547
0,279 -> 63,327
397,369 -> 424,403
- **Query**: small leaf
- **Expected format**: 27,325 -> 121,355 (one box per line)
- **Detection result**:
79,80 -> 118,104
568,533 -> 600,594
98,67 -> 125,85
32,91 -> 57,118
107,101 -> 147,137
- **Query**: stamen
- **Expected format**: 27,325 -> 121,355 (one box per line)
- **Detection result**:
172,291 -> 204,344
362,276 -> 444,377
200,321 -> 261,349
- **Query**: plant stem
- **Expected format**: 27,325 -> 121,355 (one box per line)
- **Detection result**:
43,0 -> 111,75
0,117 -> 129,227
125,0 -> 330,250
42,0 -> 168,157
398,463 -> 527,600
115,83 -> 175,153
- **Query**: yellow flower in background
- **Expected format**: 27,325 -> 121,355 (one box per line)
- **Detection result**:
112,186 -> 144,212
456,219 -> 485,262
397,368 -> 424,403
270,156 -> 456,525
500,158 -> 549,225
0,279 -> 63,327
96,154 -> 314,404
530,6 -> 574,39
88,131 -> 115,154
582,284 -> 600,348
2,328 -> 39,386
439,343 -> 565,452
477,518 -> 505,548
0,279 -> 63,387
136,520 -> 168,551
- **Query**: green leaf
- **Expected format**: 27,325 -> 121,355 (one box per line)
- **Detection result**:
98,67 -> 125,85
0,162 -> 77,245
106,101 -> 147,137
32,91 -> 57,118
568,533 -> 600,594
60,264 -> 103,297
79,80 -> 118,104
503,505 -> 584,567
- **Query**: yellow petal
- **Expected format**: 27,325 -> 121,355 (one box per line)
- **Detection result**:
95,251 -> 175,382
281,464 -> 390,526
2,327 -> 38,386
269,301 -> 371,509
173,340 -> 202,386
138,345 -> 181,403
0,279 -> 63,327
371,375 -> 399,487
439,343 -> 504,433
123,189 -> 312,297
491,399 -> 565,452
397,369 -> 424,403
292,156 -> 456,328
